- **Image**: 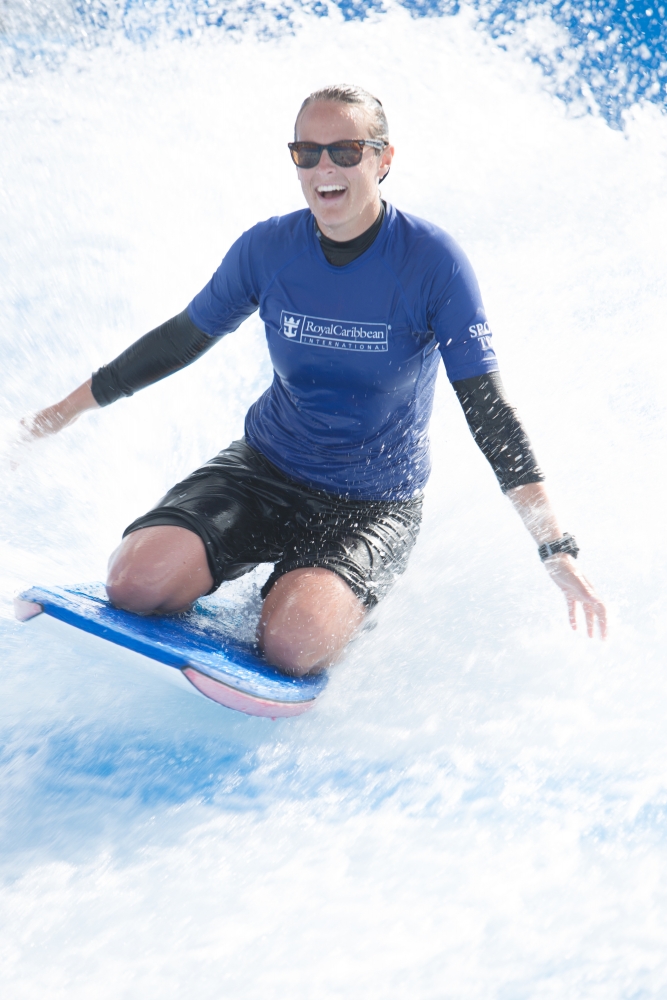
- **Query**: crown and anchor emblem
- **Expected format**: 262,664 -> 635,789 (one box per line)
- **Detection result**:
283,315 -> 300,338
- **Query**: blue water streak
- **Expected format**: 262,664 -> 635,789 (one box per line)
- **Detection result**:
477,0 -> 667,126
1,1 -> 665,127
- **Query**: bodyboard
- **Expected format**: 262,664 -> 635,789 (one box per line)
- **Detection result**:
14,583 -> 327,718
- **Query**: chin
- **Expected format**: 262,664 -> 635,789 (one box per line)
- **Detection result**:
317,202 -> 349,224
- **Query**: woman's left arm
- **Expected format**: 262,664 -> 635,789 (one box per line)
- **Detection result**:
506,481 -> 607,639
452,373 -> 607,639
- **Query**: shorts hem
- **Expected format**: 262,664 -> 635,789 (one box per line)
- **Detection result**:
122,509 -> 221,593
261,560 -> 376,609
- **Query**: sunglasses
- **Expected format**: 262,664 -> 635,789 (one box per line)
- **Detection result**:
288,139 -> 387,169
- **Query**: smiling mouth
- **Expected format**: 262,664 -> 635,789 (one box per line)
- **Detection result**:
316,185 -> 346,200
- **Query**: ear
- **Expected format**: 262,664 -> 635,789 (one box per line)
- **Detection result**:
378,142 -> 394,184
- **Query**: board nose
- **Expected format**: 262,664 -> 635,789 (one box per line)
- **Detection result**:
14,598 -> 43,622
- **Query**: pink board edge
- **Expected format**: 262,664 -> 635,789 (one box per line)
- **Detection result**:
14,598 -> 43,622
182,666 -> 317,718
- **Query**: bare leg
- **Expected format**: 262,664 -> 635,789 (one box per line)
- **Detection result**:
106,525 -> 213,613
108,533 -> 363,676
258,567 -> 365,677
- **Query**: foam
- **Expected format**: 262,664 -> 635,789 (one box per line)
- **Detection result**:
1,8 -> 667,995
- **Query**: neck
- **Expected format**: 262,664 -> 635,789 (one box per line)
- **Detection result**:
316,196 -> 383,241
315,201 -> 385,268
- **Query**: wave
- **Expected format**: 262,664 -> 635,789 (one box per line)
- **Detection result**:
1,0 -> 666,126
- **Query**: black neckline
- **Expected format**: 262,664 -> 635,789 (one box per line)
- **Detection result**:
315,201 -> 386,267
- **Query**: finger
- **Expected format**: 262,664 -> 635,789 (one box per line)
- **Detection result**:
567,597 -> 577,631
596,601 -> 608,640
584,602 -> 595,639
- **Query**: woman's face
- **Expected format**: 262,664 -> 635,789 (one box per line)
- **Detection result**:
295,100 -> 393,241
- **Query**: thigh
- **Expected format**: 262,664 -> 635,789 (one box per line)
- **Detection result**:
262,494 -> 423,609
122,439 -> 295,589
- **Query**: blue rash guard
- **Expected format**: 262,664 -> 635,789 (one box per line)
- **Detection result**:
187,202 -> 499,501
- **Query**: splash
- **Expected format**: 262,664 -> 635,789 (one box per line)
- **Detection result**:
1,6 -> 667,996
2,0 -> 667,126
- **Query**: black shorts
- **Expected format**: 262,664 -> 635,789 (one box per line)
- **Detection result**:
123,439 -> 422,609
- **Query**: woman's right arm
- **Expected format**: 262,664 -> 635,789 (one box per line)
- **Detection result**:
25,226 -> 263,442
90,310 -> 215,407
23,310 -> 215,440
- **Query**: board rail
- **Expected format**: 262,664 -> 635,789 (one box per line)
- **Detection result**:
15,584 -> 327,718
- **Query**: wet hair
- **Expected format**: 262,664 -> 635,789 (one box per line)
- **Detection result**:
295,84 -> 389,147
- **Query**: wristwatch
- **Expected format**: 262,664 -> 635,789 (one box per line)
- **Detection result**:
538,533 -> 579,561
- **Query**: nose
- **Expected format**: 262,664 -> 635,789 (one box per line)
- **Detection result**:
316,148 -> 336,171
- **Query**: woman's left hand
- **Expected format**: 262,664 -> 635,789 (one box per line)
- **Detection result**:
543,553 -> 607,639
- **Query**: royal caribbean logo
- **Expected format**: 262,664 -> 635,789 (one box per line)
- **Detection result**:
280,310 -> 388,352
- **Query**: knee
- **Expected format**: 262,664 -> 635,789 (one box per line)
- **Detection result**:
259,568 -> 365,676
261,629 -> 325,677
106,562 -> 163,614
105,526 -> 212,615
105,537 -> 171,614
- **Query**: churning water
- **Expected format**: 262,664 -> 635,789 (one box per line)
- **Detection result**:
1,3 -> 667,996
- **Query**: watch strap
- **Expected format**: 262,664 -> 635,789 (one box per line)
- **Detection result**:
538,532 -> 579,561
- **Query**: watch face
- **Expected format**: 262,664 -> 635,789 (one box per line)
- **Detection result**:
539,535 -> 579,561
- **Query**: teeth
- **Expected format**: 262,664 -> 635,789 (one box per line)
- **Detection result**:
317,185 -> 345,193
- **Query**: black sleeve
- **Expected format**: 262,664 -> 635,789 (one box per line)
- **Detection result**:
452,371 -> 545,493
91,309 -> 216,407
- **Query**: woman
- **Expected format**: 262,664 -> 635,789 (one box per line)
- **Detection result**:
25,84 -> 607,675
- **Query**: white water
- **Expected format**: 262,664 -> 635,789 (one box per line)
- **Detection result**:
2,7 -> 667,996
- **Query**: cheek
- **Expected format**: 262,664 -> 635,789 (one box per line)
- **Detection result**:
297,173 -> 313,198
357,166 -> 378,197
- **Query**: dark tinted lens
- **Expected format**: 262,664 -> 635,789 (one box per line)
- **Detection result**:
328,142 -> 365,167
289,143 -> 322,168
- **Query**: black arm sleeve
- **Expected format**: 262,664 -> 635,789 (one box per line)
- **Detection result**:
452,371 -> 545,493
90,310 -> 215,407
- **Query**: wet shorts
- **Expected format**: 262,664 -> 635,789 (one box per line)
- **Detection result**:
123,438 -> 423,608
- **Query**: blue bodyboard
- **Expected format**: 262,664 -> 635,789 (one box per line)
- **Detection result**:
15,583 -> 327,717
